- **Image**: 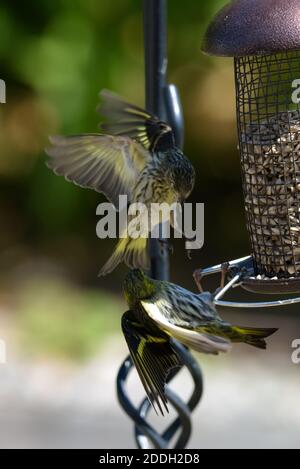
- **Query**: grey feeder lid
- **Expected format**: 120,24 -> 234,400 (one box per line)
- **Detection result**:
202,0 -> 300,57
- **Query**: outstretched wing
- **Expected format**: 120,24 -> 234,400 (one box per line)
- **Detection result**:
98,90 -> 174,151
46,134 -> 150,207
121,311 -> 182,416
141,297 -> 231,355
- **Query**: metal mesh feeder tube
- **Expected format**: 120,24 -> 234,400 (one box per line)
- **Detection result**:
236,52 -> 300,279
203,0 -> 300,292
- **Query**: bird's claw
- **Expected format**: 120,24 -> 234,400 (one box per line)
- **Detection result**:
193,268 -> 204,293
220,262 -> 230,289
193,261 -> 230,294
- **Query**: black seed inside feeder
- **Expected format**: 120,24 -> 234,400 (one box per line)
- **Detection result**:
203,0 -> 300,294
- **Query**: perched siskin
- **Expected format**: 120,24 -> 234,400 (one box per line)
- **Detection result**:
46,90 -> 195,276
122,269 -> 278,415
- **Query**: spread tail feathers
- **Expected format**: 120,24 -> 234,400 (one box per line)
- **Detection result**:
231,326 -> 278,350
98,236 -> 149,276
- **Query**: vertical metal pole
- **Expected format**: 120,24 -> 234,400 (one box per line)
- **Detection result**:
143,0 -> 169,281
116,2 -> 203,449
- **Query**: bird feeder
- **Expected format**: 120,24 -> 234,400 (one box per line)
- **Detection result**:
202,0 -> 300,295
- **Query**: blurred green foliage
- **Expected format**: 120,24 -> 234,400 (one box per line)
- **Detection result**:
0,0 -> 252,359
0,1 -> 249,286
16,276 -> 123,360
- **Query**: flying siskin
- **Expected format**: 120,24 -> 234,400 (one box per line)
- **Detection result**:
46,90 -> 195,275
122,268 -> 278,415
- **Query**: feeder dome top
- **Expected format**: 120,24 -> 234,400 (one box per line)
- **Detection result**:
202,0 -> 300,57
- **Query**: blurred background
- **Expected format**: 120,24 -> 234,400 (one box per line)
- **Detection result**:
0,0 -> 299,449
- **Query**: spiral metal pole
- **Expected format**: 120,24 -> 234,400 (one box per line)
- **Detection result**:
117,341 -> 203,449
116,0 -> 203,449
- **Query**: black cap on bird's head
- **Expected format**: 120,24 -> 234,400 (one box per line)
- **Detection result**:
125,268 -> 146,283
123,269 -> 156,306
149,122 -> 175,152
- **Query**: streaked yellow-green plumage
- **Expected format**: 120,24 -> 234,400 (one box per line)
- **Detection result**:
121,269 -> 278,415
46,90 -> 195,276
